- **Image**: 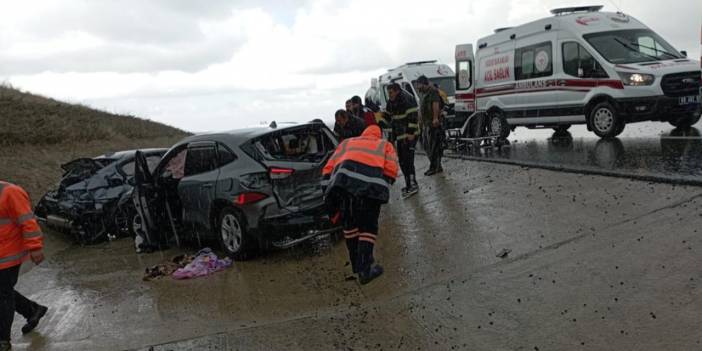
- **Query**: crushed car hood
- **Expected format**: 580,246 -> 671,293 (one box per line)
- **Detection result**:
59,158 -> 108,189
61,158 -> 104,173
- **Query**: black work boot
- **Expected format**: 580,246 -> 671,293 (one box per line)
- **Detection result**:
410,175 -> 419,191
358,264 -> 384,285
401,175 -> 412,195
0,340 -> 11,351
22,305 -> 48,335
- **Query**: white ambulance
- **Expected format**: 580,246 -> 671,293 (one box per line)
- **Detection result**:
454,5 -> 701,139
365,61 -> 465,128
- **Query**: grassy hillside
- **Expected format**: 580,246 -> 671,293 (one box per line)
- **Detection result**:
0,84 -> 189,201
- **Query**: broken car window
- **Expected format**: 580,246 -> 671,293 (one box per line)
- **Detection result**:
121,155 -> 162,177
256,129 -> 330,162
163,148 -> 188,180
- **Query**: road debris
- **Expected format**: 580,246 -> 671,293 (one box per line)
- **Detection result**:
496,248 -> 512,258
143,254 -> 195,281
172,248 -> 233,280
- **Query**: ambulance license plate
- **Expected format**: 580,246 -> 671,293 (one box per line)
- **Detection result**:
678,95 -> 700,105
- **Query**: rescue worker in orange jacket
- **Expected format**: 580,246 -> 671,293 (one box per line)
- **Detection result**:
322,125 -> 399,284
0,181 -> 48,351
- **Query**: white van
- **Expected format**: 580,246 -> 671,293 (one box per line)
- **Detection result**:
365,60 -> 465,128
454,5 -> 701,139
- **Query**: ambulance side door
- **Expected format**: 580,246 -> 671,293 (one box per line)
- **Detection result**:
557,34 -> 610,115
514,31 -> 558,123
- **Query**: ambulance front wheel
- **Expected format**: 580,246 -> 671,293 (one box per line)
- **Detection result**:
488,111 -> 510,139
553,125 -> 571,133
589,102 -> 624,139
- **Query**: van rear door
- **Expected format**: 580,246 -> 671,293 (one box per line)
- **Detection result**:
455,44 -> 476,118
251,124 -> 338,212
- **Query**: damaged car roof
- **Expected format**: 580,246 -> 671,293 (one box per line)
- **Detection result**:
179,123 -> 321,146
95,148 -> 167,160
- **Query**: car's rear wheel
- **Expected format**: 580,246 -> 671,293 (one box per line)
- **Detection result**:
219,207 -> 255,260
590,102 -> 623,138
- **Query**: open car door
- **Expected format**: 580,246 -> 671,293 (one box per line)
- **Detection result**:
251,124 -> 338,213
132,150 -> 180,250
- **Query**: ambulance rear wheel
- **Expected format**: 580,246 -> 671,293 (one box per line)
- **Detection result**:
590,102 -> 623,138
488,111 -> 510,139
669,114 -> 701,128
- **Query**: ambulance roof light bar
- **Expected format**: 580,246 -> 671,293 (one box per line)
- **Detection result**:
551,5 -> 603,16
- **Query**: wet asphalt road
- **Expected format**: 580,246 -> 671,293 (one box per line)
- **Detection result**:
457,120 -> 702,183
8,154 -> 702,351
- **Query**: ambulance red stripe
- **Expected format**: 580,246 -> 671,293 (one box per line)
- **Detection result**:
469,79 -> 624,98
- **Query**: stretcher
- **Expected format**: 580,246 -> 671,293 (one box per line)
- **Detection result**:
445,112 -> 510,153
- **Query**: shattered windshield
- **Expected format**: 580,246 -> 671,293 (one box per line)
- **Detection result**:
256,128 -> 333,162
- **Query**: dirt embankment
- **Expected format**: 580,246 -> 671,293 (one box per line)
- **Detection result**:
0,84 -> 189,200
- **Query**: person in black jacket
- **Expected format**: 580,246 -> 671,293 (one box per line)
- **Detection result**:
417,75 -> 445,176
333,109 -> 365,142
385,83 -> 419,197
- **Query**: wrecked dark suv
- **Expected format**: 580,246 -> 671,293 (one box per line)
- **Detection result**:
132,121 -> 340,259
35,149 -> 166,244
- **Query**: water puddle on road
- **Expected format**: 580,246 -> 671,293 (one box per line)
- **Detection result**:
456,122 -> 702,181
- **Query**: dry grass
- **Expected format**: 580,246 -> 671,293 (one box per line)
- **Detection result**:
0,84 -> 189,200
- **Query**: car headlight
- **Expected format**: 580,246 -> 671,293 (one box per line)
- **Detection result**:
618,72 -> 655,86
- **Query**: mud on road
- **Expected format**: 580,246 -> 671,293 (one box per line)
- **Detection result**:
10,156 -> 702,351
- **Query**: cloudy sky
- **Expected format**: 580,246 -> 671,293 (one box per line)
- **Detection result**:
1,0 -> 700,132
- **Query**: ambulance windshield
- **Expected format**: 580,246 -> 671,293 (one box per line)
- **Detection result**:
428,77 -> 455,96
584,29 -> 682,64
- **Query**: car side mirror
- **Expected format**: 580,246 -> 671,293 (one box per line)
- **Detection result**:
680,50 -> 688,58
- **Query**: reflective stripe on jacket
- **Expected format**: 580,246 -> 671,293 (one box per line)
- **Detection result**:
386,91 -> 419,141
0,181 -> 44,270
322,125 -> 399,203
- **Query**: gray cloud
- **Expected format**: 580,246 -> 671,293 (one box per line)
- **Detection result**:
0,35 -> 245,75
0,0 -> 254,75
2,0 -> 699,134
